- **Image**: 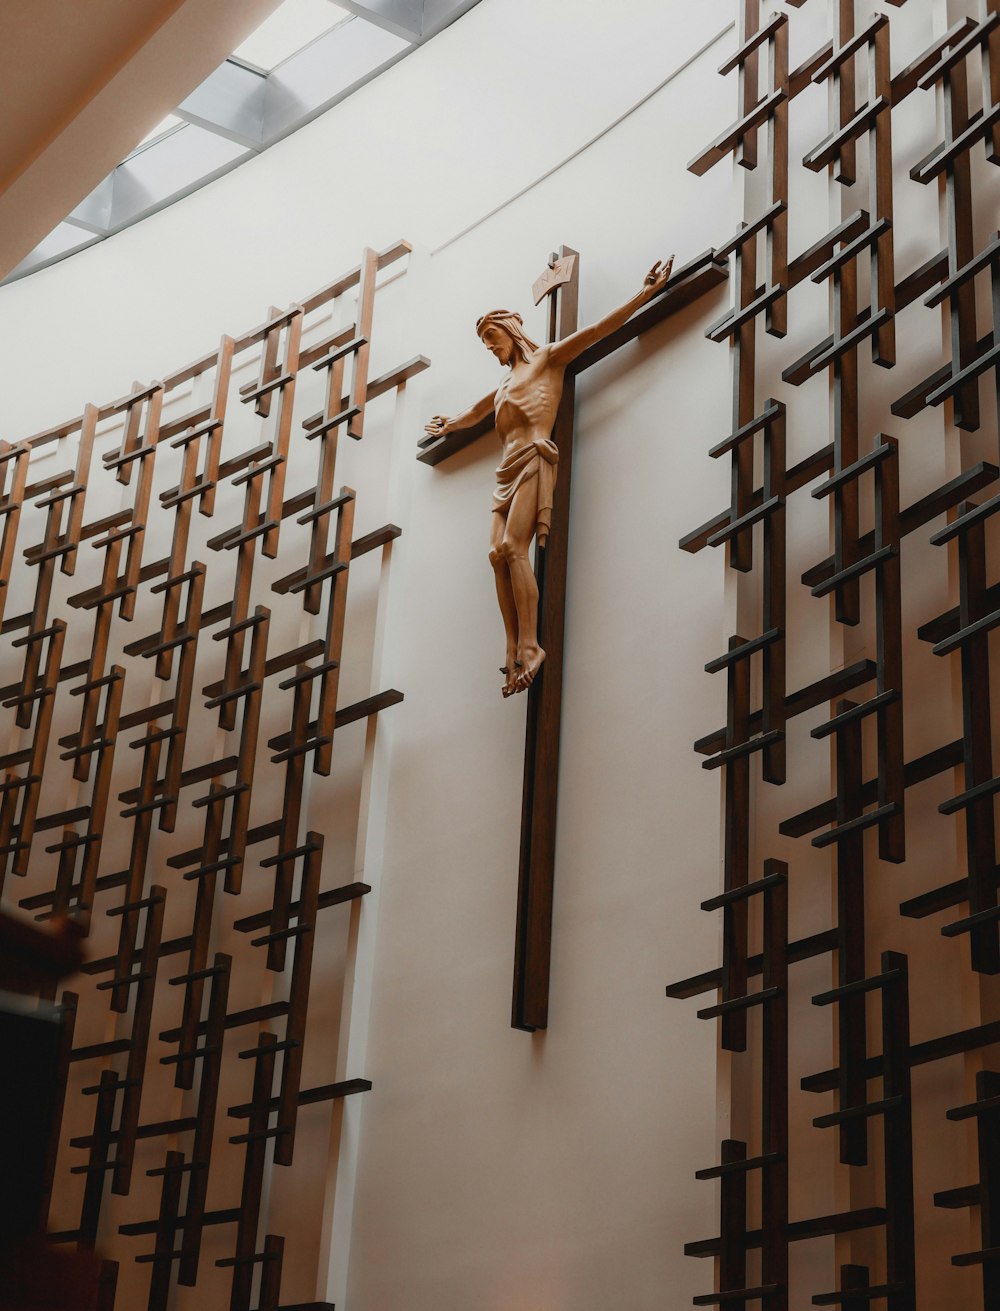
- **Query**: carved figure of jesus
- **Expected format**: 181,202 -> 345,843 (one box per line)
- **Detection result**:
425,258 -> 673,698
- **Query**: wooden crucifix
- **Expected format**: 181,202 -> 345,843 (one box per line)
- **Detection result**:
419,246 -> 729,1031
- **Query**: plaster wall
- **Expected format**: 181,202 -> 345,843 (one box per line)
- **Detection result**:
1,0 -> 994,1308
0,3 -> 737,1308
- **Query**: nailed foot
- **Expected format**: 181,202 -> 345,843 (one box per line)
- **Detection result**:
499,654 -> 521,698
514,645 -> 545,692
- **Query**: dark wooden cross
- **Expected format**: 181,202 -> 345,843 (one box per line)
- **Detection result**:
418,245 -> 728,1031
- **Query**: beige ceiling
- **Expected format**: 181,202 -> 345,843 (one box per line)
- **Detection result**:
0,0 -> 284,279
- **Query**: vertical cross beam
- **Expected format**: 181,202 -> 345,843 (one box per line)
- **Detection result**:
870,20 -> 896,366
930,500 -> 1000,973
943,41 -> 980,433
77,1067 -> 118,1248
19,405 -> 95,729
719,1138 -> 749,1299
834,1264 -> 873,1311
943,1068 -> 1000,1306
836,707 -> 868,1166
158,563 -> 208,834
174,786 -> 229,1091
767,17 -> 789,339
304,346 -> 351,615
111,734 -> 164,1011
77,667 -> 125,913
268,677 -> 314,973
225,1032 -> 279,1311
0,619 -> 65,884
721,637 -> 751,1053
809,436 -> 908,861
511,246 -> 579,1032
313,488 -> 356,778
731,227 -> 758,576
110,886 -> 165,1195
71,532 -> 127,784
994,240 -> 1000,451
0,442 -> 29,630
272,836 -> 323,1167
41,989 -> 77,1230
874,439 -> 904,861
832,239 -> 861,627
96,1261 -> 119,1311
974,1068 -> 1000,1308
687,862 -> 788,1307
760,861 -> 789,1311
881,952 -> 915,1311
261,310 -> 301,561
738,0 -> 761,170
225,606 -> 269,879
199,334 -> 235,517
836,0 -> 857,186
257,1234 -> 285,1311
985,0 -> 1000,164
913,26 -> 986,429
212,460 -> 268,732
761,402 -> 787,784
348,248 -> 378,441
145,1151 -> 185,1311
157,336 -> 234,680
178,953 -> 231,1286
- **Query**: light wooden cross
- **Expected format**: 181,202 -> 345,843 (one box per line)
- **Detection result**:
418,245 -> 728,1031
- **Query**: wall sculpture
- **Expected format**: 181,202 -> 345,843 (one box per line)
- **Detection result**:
423,259 -> 672,698
0,242 -> 425,1310
668,2 -> 1000,1308
420,250 -> 728,1030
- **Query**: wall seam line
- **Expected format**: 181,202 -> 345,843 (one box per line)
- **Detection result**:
429,20 -> 736,257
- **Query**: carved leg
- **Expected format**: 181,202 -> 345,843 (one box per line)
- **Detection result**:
490,508 -> 519,696
502,480 -> 545,692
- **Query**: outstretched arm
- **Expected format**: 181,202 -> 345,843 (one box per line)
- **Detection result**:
423,389 -> 496,443
547,258 -> 674,369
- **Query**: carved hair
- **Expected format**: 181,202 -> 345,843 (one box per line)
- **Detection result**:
475,309 -> 540,361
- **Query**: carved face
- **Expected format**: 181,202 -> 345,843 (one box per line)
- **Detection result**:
479,324 -> 515,367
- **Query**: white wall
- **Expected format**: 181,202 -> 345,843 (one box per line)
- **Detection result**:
5,0 -> 994,1307
346,46 -> 737,1310
1,4 -> 737,1309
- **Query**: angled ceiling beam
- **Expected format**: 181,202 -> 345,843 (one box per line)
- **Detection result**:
337,0 -> 423,42
5,0 -> 487,281
420,0 -> 482,40
0,0 -> 283,280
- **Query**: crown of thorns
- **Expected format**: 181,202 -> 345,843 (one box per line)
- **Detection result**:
475,310 -> 539,356
476,310 -> 522,335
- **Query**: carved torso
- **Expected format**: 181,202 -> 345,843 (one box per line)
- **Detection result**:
493,347 -> 565,458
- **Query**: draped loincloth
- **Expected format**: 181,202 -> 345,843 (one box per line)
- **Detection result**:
492,437 -> 559,547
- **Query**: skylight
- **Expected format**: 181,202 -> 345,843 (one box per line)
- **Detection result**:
135,114 -> 186,152
232,0 -> 351,72
5,0 -> 483,283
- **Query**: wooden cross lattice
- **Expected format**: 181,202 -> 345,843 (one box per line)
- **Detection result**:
418,246 -> 728,1030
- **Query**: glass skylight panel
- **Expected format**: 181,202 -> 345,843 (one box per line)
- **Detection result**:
9,223 -> 93,279
4,0 -> 483,285
113,126 -> 249,229
137,114 -> 185,149
232,0 -> 350,72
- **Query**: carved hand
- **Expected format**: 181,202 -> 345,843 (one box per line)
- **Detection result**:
643,256 -> 675,300
424,414 -> 452,439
